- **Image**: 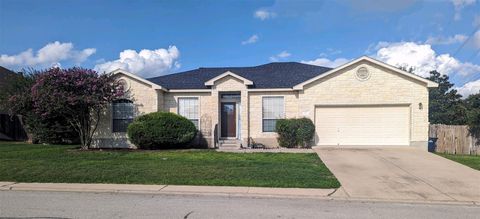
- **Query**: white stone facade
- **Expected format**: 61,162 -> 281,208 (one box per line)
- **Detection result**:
92,57 -> 437,149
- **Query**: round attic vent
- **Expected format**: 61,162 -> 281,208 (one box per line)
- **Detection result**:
117,79 -> 130,91
356,67 -> 370,81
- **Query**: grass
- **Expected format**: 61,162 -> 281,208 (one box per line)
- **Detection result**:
437,153 -> 480,171
0,141 -> 339,188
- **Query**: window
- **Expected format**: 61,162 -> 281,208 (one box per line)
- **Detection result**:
262,96 -> 284,132
112,99 -> 135,133
178,97 -> 199,129
221,93 -> 241,100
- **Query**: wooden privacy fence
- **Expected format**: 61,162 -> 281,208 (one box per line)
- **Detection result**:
0,113 -> 28,141
429,124 -> 479,155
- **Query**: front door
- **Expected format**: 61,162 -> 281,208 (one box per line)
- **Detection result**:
221,102 -> 236,138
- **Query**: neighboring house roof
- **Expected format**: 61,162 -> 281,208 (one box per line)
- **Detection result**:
147,62 -> 332,89
0,66 -> 17,113
0,66 -> 16,87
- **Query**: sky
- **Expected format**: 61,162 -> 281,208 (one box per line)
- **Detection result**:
0,0 -> 479,96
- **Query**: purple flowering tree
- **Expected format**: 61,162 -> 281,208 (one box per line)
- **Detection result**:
29,67 -> 124,149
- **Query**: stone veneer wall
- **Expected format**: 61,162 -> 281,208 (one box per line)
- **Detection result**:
298,61 -> 429,148
91,74 -> 159,148
163,92 -> 215,148
247,91 -> 298,148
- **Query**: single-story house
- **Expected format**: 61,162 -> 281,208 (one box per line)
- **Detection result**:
92,56 -> 438,150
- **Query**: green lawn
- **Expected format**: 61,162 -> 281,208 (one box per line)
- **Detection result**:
437,153 -> 480,171
0,141 -> 339,188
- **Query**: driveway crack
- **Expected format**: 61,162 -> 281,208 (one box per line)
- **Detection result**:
184,211 -> 194,219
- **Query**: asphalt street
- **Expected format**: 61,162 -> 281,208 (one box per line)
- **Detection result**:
1,191 -> 479,218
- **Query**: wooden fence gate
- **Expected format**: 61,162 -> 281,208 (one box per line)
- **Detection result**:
429,124 -> 479,155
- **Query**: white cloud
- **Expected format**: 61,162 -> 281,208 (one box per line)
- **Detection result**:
94,46 -> 180,78
374,41 -> 480,77
474,14 -> 480,26
269,51 -> 291,62
473,30 -> 480,48
0,41 -> 96,69
254,9 -> 276,20
345,0 -> 417,12
277,51 -> 291,58
425,34 -> 468,45
318,48 -> 342,57
301,57 -> 350,68
451,0 -> 476,20
456,79 -> 480,97
241,34 -> 259,45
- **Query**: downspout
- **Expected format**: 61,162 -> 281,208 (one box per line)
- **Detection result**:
247,89 -> 250,147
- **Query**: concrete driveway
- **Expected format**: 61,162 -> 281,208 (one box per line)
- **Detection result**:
315,147 -> 480,203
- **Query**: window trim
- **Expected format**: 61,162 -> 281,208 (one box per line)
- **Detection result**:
111,99 -> 135,133
177,96 -> 200,130
261,96 -> 285,133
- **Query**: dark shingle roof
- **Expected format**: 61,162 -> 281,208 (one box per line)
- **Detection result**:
147,62 -> 332,89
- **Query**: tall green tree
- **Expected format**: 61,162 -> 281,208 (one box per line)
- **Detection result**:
0,70 -> 32,112
25,68 -> 124,149
1,70 -> 79,144
465,93 -> 480,143
7,68 -> 124,148
427,70 -> 467,125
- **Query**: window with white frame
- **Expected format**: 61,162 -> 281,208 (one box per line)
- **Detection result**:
112,99 -> 135,133
262,96 -> 284,132
178,97 -> 199,129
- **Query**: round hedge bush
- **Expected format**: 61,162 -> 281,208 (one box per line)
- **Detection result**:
127,112 -> 197,149
275,118 -> 315,148
295,118 -> 315,147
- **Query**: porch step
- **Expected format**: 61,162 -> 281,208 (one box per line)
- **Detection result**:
219,139 -> 238,143
218,139 -> 241,150
221,144 -> 239,148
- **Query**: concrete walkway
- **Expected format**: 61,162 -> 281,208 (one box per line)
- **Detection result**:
315,147 -> 480,204
0,182 -> 335,199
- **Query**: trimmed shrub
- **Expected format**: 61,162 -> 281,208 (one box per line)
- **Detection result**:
127,112 -> 197,149
296,118 -> 315,147
275,118 -> 315,148
275,119 -> 298,148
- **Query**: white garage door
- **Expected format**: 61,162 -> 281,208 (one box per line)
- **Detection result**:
315,105 -> 410,146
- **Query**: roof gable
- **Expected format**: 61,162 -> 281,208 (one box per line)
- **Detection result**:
293,56 -> 438,90
204,71 -> 254,86
110,69 -> 167,91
